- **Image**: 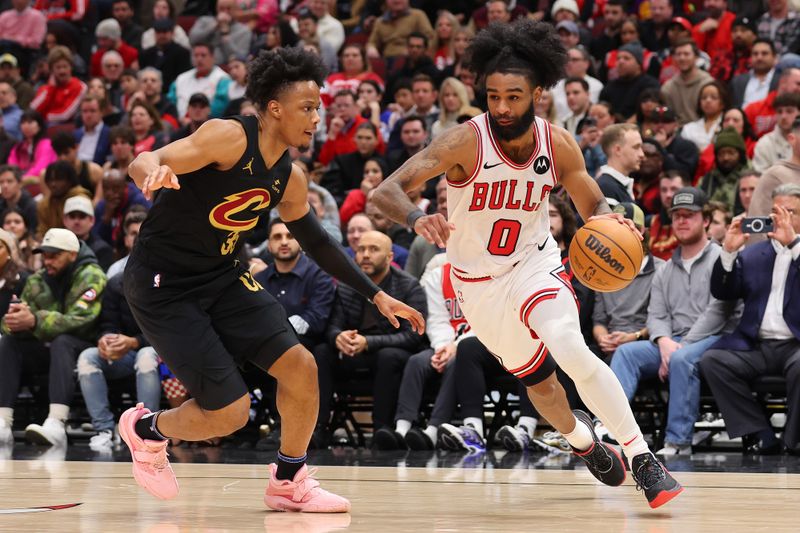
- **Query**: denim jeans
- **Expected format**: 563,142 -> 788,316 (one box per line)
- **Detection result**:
77,346 -> 161,432
610,335 -> 720,446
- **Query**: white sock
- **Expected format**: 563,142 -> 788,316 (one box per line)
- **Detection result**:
517,416 -> 537,437
395,419 -> 411,437
424,425 -> 438,443
464,417 -> 483,436
562,415 -> 594,451
48,404 -> 69,422
0,407 -> 12,427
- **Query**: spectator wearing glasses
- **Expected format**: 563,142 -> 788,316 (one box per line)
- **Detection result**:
90,19 -> 139,78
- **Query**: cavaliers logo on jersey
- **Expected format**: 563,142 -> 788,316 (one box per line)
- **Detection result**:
208,188 -> 272,232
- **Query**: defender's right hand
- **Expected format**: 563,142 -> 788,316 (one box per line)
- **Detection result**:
414,213 -> 455,248
142,165 -> 180,200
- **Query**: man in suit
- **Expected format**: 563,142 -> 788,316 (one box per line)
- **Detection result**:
74,95 -> 111,166
730,39 -> 779,109
700,183 -> 800,455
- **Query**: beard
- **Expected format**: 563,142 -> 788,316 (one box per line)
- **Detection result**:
488,102 -> 536,142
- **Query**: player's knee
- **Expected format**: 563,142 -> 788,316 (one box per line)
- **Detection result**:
206,395 -> 250,435
536,317 -> 599,381
527,373 -> 559,406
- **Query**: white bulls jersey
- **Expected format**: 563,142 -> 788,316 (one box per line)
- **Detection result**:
446,113 -> 559,277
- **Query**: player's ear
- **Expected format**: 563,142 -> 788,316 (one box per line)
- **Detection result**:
267,99 -> 281,119
532,85 -> 543,103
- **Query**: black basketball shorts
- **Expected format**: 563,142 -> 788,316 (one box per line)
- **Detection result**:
124,254 -> 300,410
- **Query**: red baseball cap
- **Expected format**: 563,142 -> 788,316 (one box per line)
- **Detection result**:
670,17 -> 693,32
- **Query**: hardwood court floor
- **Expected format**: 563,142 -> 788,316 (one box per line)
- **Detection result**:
1,458 -> 798,532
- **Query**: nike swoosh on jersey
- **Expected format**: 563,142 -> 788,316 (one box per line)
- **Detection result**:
537,237 -> 549,251
483,161 -> 503,170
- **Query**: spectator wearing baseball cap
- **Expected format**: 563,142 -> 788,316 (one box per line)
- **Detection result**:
172,93 -> 211,141
0,54 -> 34,110
62,195 -> 113,271
710,16 -> 760,83
0,225 -> 107,447
90,18 -> 139,79
598,42 -> 660,120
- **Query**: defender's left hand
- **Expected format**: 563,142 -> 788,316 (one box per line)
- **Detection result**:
588,212 -> 643,240
373,291 -> 425,334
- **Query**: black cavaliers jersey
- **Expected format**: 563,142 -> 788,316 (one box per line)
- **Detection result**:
134,115 -> 292,274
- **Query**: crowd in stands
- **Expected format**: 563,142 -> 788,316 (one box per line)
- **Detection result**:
0,0 -> 799,458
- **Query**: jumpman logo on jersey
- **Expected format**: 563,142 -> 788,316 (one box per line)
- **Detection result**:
242,157 -> 255,176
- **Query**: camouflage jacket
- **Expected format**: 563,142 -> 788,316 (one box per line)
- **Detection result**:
1,242 -> 107,342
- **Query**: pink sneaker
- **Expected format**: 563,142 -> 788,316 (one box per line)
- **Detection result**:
265,463 -> 351,513
119,403 -> 179,500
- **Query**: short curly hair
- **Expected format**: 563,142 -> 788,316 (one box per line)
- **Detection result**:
465,19 -> 567,90
246,47 -> 327,108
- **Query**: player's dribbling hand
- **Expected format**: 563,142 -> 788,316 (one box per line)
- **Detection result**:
414,214 -> 455,248
589,212 -> 643,240
142,165 -> 181,200
373,291 -> 425,334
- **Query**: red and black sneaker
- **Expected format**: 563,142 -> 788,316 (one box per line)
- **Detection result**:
631,452 -> 684,508
571,410 -> 627,487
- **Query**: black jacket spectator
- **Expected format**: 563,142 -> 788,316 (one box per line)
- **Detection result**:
140,42 -> 192,96
599,74 -> 660,119
665,135 -> 700,179
320,152 -> 383,206
326,267 -> 427,351
255,253 -> 335,343
85,232 -> 114,272
98,272 -> 148,347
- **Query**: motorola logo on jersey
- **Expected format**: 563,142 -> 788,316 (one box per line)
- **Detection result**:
208,188 -> 272,232
533,155 -> 551,174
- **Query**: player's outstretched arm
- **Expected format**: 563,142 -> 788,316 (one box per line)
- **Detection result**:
278,165 -> 425,334
373,123 -> 476,247
128,119 -> 247,200
551,126 -> 641,239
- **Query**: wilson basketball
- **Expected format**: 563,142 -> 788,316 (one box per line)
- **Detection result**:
568,218 -> 643,292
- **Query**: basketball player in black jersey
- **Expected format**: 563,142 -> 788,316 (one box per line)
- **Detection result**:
118,47 -> 424,512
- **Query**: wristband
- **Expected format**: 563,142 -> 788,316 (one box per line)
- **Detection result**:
406,209 -> 425,229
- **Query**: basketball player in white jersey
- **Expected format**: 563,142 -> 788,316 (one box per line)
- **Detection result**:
373,19 -> 683,509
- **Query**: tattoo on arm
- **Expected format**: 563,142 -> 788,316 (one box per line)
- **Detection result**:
374,126 -> 471,225
592,198 -> 612,216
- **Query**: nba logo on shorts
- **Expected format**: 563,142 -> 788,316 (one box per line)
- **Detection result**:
153,274 -> 161,288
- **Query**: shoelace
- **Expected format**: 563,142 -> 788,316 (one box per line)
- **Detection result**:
292,467 -> 321,502
633,456 -> 666,491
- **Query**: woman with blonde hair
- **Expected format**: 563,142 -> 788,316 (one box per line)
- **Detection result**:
442,26 -> 474,79
432,11 -> 460,71
431,77 -> 482,137
535,89 -> 558,125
